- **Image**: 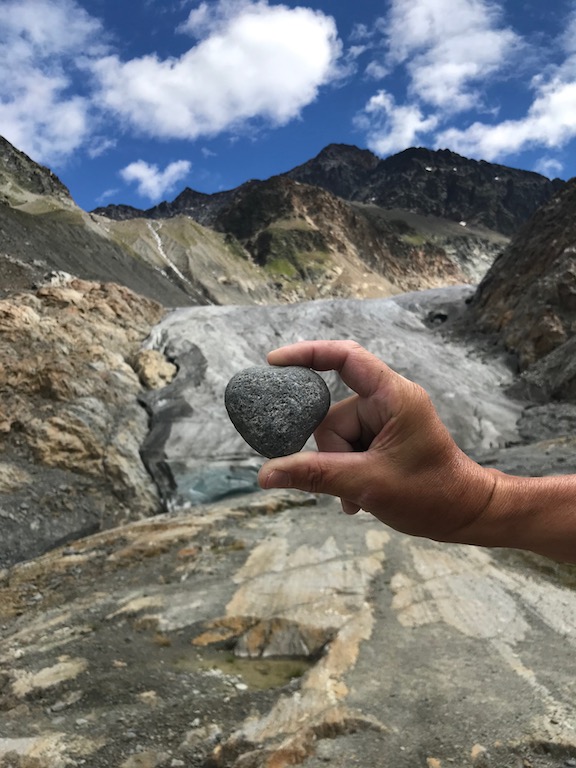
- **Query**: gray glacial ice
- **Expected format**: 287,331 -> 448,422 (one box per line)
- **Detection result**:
142,286 -> 523,508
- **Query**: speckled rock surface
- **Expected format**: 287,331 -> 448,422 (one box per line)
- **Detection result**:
225,366 -> 330,458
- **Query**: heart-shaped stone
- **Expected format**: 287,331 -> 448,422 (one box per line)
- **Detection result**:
225,365 -> 331,458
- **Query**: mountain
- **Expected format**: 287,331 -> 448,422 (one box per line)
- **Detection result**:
285,144 -> 565,236
0,137 -> 276,306
96,145 -> 555,295
96,144 -> 564,239
94,143 -> 567,299
0,135 -> 565,310
4,143 -> 576,768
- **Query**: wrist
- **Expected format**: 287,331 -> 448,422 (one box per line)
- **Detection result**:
462,470 -> 576,563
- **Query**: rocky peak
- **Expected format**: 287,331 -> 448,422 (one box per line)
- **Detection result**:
95,144 -> 562,238
283,142 -> 380,199
93,185 -> 243,228
288,144 -> 565,236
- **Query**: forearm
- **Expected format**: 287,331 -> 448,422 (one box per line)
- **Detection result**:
468,469 -> 576,563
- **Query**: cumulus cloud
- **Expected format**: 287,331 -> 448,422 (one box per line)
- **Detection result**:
351,0 -> 576,171
355,91 -> 439,155
0,0 -> 104,164
120,160 -> 192,200
381,0 -> 520,111
355,0 -> 523,157
431,6 -> 576,165
0,0 -> 341,166
436,76 -> 576,160
92,1 -> 341,140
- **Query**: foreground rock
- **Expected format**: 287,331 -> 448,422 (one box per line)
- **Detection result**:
2,488 -> 576,768
0,278 -> 171,567
142,286 -> 524,509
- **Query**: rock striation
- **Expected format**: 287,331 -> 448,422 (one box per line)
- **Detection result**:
0,277 -> 170,567
2,487 -> 576,768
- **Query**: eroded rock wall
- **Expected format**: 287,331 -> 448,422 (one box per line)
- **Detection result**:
470,181 -> 576,372
0,278 -> 172,567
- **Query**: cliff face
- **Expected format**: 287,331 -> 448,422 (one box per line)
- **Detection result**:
0,136 -> 72,205
469,181 -> 576,379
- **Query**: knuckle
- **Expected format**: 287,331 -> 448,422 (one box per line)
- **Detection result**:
304,455 -> 327,495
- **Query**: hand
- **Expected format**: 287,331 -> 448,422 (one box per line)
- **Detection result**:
258,340 -> 499,546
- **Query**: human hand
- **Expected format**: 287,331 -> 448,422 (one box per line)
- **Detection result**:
258,340 -> 500,546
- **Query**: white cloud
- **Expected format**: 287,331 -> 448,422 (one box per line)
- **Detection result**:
120,160 -> 192,200
436,76 -> 576,161
95,187 -> 120,205
560,5 -> 576,56
365,61 -> 388,80
430,6 -> 576,167
355,0 -> 524,158
379,0 -> 521,112
0,0 -> 104,165
0,0 -> 341,167
534,156 -> 564,178
0,0 -> 104,57
92,1 -> 341,140
0,70 -> 90,165
87,137 -> 117,159
350,1 -> 576,170
355,91 -> 439,155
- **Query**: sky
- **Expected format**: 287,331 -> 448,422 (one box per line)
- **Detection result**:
3,0 -> 576,212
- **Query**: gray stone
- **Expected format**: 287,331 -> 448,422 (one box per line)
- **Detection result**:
225,366 -> 331,458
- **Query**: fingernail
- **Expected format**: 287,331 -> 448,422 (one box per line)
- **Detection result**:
264,469 -> 291,489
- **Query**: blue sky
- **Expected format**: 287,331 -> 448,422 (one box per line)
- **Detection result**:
2,0 -> 576,211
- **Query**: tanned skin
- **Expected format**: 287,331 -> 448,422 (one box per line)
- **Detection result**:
258,340 -> 576,564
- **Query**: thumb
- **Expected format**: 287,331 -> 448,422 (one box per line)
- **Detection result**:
258,450 -> 369,500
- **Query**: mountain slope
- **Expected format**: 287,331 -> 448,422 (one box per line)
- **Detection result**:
0,136 -> 276,305
95,152 -> 517,294
209,174 -> 507,294
96,144 -> 562,239
469,179 -> 576,398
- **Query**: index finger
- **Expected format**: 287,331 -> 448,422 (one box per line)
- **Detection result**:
267,339 -> 395,400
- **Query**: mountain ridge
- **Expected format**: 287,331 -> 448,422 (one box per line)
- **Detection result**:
2,135 -> 519,304
94,143 -> 565,237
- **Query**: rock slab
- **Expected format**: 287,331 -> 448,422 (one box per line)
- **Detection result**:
225,365 -> 331,458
